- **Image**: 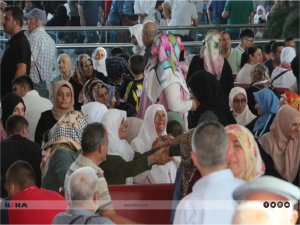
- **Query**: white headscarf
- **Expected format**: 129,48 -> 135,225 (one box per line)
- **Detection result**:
131,104 -> 177,184
132,104 -> 167,154
81,102 -> 108,124
229,87 -> 257,126
129,24 -> 145,55
271,47 -> 297,91
280,47 -> 296,65
254,5 -> 267,24
92,47 -> 108,76
101,109 -> 135,162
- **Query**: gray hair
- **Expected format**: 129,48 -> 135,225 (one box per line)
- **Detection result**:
57,53 -> 72,64
81,123 -> 106,153
192,121 -> 228,167
69,167 -> 100,207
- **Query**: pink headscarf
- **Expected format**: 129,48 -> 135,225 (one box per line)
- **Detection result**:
202,30 -> 224,80
260,105 -> 300,182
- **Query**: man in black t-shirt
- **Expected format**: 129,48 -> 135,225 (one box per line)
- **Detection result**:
1,6 -> 31,99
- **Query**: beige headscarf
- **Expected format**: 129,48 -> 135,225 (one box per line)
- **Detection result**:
52,80 -> 74,121
260,105 -> 300,182
229,87 -> 257,126
226,124 -> 265,181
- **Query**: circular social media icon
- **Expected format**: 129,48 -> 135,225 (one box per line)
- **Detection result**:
263,202 -> 269,208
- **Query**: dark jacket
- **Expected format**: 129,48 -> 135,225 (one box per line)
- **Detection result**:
1,134 -> 42,198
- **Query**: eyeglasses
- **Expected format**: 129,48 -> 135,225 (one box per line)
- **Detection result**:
233,98 -> 246,104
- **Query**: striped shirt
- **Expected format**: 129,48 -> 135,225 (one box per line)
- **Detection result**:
64,154 -> 113,211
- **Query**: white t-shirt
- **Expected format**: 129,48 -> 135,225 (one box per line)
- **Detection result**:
236,63 -> 256,84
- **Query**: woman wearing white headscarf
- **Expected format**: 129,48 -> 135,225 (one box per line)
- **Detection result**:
100,109 -> 171,184
91,47 -> 108,76
81,102 -> 108,124
271,47 -> 297,92
129,23 -> 145,55
254,5 -> 267,24
131,104 -> 178,184
229,87 -> 257,127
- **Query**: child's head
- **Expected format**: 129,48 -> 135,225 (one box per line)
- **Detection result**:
167,120 -> 184,137
129,55 -> 145,76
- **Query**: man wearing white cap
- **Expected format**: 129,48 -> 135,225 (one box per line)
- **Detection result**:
233,175 -> 300,225
25,8 -> 56,99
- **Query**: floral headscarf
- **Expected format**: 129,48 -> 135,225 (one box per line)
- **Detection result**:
226,124 -> 265,181
41,110 -> 88,177
79,77 -> 115,107
250,64 -> 271,89
74,54 -> 94,85
202,30 -> 224,80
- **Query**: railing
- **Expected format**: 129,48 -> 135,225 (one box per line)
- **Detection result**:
1,24 -> 298,56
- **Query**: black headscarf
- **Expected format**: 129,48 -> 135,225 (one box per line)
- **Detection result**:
1,93 -> 25,129
187,70 -> 236,128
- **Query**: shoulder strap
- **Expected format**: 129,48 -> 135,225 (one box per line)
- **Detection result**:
84,215 -> 99,225
68,215 -> 84,224
271,70 -> 289,84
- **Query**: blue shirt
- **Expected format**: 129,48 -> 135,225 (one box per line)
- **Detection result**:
208,0 -> 227,24
174,169 -> 244,224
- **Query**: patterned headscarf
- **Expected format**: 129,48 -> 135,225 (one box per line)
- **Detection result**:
79,77 -> 115,107
47,110 -> 88,149
251,64 -> 271,89
74,54 -> 94,85
202,29 -> 224,80
226,124 -> 265,181
41,110 -> 88,178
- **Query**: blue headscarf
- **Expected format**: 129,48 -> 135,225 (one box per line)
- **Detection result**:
253,89 -> 279,134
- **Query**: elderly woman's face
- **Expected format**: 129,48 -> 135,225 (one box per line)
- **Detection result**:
154,110 -> 166,135
233,93 -> 247,114
289,116 -> 300,140
94,86 -> 109,107
95,49 -> 106,60
118,119 -> 128,140
58,57 -> 71,76
13,102 -> 25,116
82,60 -> 93,77
226,133 -> 246,178
56,86 -> 72,109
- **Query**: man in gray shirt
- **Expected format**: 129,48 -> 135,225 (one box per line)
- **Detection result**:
52,167 -> 114,224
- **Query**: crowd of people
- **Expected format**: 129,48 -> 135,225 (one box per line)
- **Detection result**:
0,0 -> 300,225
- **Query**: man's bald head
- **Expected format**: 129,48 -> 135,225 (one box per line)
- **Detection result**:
142,21 -> 157,47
